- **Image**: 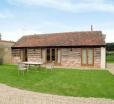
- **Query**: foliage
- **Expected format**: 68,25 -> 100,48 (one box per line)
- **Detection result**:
106,43 -> 114,51
106,51 -> 114,63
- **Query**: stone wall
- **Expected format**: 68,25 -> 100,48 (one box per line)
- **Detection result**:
0,41 -> 15,64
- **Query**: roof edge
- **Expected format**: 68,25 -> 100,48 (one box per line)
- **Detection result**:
21,30 -> 102,37
12,45 -> 106,49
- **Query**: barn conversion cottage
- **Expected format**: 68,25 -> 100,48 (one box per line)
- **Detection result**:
12,31 -> 106,69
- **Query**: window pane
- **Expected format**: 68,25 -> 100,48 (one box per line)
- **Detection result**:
88,49 -> 93,65
82,49 -> 87,64
47,48 -> 50,62
52,49 -> 55,61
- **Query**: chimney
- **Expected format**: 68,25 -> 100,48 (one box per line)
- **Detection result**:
91,25 -> 93,31
0,33 -> 1,40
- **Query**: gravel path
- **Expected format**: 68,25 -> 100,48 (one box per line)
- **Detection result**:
107,64 -> 114,75
0,84 -> 114,104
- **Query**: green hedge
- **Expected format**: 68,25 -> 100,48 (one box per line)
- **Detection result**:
106,52 -> 114,63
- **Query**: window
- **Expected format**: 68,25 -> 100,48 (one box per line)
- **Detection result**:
88,49 -> 93,65
46,48 -> 58,63
47,48 -> 50,62
52,48 -> 55,61
82,48 -> 87,65
82,48 -> 94,65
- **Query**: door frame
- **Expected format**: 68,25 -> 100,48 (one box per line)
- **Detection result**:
21,48 -> 28,62
81,48 -> 94,66
46,48 -> 58,64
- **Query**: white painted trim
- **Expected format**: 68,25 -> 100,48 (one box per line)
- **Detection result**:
101,47 -> 106,69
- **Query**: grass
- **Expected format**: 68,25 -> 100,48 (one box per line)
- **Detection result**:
0,65 -> 114,99
106,51 -> 114,63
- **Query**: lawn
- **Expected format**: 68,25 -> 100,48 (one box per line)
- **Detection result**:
0,65 -> 114,99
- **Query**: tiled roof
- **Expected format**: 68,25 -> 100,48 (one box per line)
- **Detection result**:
13,31 -> 106,48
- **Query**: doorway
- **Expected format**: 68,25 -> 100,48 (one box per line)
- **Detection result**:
22,49 -> 28,61
46,48 -> 58,64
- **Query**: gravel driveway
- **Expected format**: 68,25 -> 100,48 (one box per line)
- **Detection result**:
0,84 -> 114,104
107,63 -> 114,75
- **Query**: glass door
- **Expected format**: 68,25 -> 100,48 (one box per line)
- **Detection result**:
47,48 -> 51,62
82,48 -> 94,66
46,48 -> 58,63
52,48 -> 55,62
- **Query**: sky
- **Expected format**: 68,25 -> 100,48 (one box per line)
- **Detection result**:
0,0 -> 114,42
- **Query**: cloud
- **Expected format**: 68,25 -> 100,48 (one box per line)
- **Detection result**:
0,13 -> 6,18
0,10 -> 14,19
7,0 -> 114,13
0,21 -> 85,41
1,20 -> 114,42
103,29 -> 114,43
20,21 -> 79,33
